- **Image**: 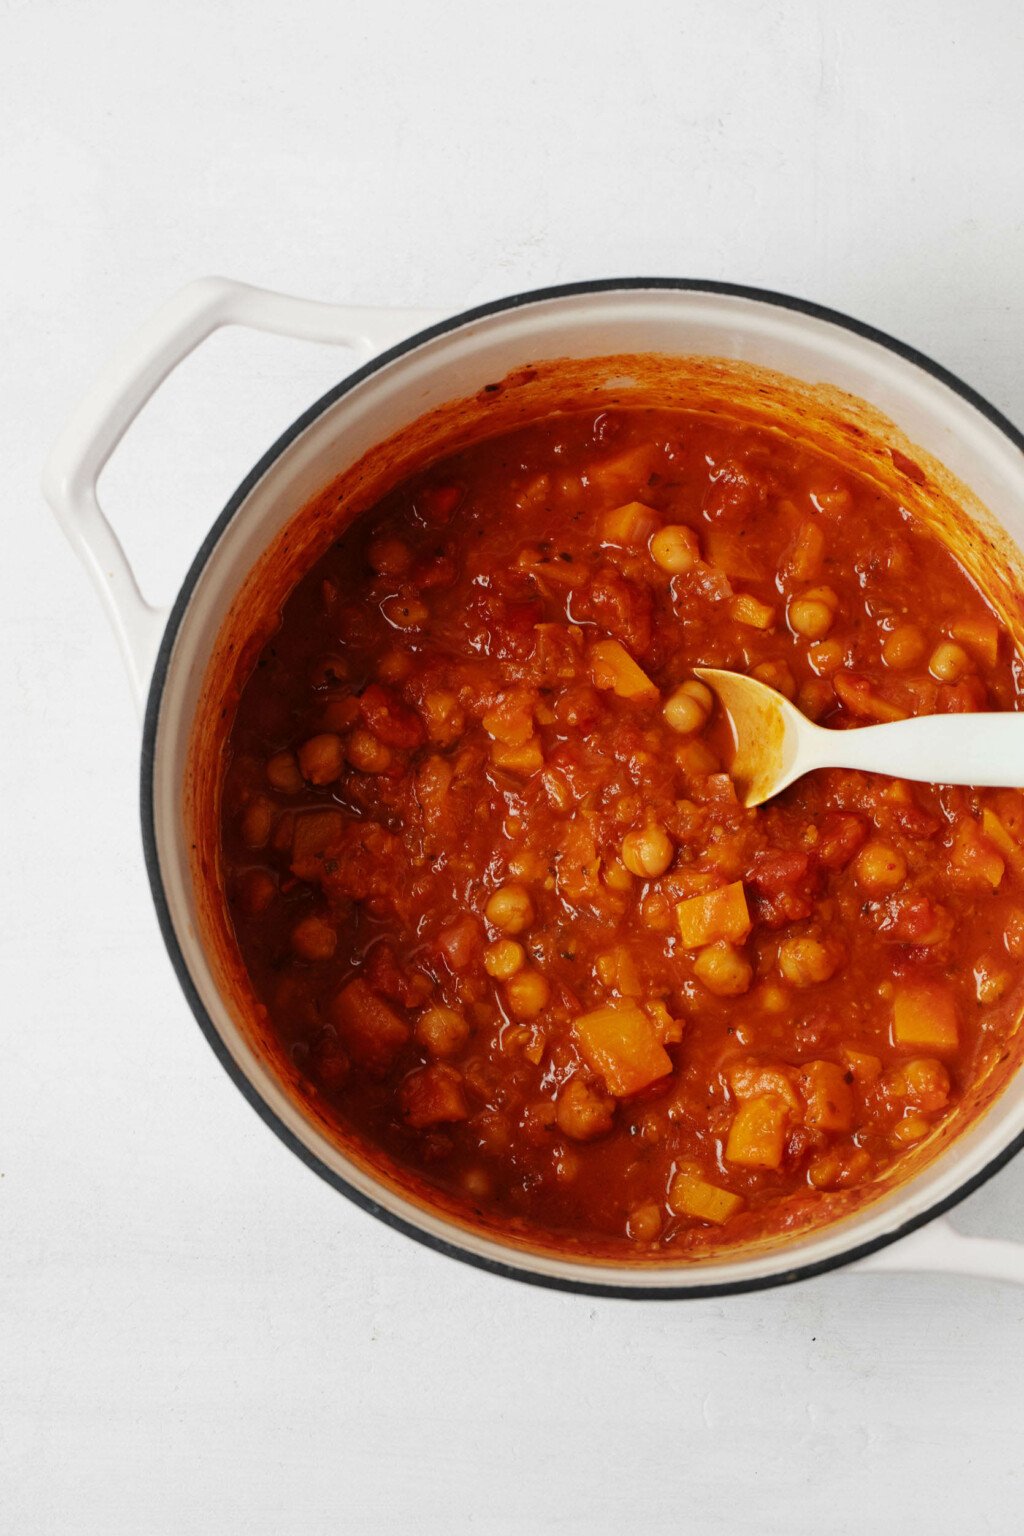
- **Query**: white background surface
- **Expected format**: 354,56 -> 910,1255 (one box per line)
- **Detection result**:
5,2 -> 1024,1532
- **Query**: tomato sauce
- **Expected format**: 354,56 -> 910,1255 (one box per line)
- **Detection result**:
220,408 -> 1024,1258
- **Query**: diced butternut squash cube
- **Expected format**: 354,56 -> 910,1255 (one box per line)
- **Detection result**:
330,979 -> 410,1073
798,1060 -> 854,1132
676,880 -> 751,949
573,1004 -> 673,1097
669,1170 -> 744,1225
725,1095 -> 790,1169
589,639 -> 658,702
842,1046 -> 882,1082
398,1064 -> 469,1128
704,526 -> 760,579
981,808 -> 1024,882
586,442 -> 660,498
595,945 -> 642,997
951,615 -> 1000,668
601,500 -> 658,545
892,982 -> 959,1053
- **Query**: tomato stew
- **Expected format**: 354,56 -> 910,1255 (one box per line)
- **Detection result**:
221,408 -> 1024,1259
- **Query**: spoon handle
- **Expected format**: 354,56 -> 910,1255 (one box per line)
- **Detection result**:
826,711 -> 1024,788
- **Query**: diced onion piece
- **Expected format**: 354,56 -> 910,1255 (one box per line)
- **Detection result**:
491,738 -> 544,775
981,808 -> 1024,882
950,615 -> 1000,668
833,672 -> 907,722
729,593 -> 776,630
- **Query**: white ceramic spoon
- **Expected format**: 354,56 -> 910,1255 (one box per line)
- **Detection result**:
695,666 -> 1024,809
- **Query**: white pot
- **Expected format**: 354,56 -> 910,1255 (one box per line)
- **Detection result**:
43,277 -> 1024,1295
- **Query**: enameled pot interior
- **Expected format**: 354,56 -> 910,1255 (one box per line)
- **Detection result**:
148,286 -> 1024,1291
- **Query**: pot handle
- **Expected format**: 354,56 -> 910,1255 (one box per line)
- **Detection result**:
41,277 -> 447,710
853,1215 -> 1024,1284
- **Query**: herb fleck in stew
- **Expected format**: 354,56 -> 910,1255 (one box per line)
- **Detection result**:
221,409 -> 1024,1258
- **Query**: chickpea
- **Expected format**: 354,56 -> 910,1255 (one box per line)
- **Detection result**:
650,524 -> 700,574
789,592 -> 836,640
346,728 -> 392,773
381,594 -> 429,629
750,659 -> 797,700
415,1005 -> 471,1059
683,678 -> 714,712
556,1078 -> 615,1142
757,984 -> 789,1013
853,840 -> 907,895
621,824 -> 674,878
626,1201 -> 663,1242
462,1167 -> 493,1202
236,868 -> 276,919
240,797 -> 274,849
892,1114 -> 930,1145
663,679 -> 713,735
485,883 -> 534,934
693,941 -> 753,997
974,956 -> 1013,1005
808,639 -> 844,676
367,535 -> 412,577
290,914 -> 337,961
882,623 -> 926,671
797,679 -> 834,721
929,641 -> 970,683
298,732 -> 345,785
266,750 -> 303,794
483,938 -> 526,979
505,969 -> 550,1019
778,935 -> 837,987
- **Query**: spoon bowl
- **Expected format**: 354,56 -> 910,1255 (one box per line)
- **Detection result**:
695,666 -> 1024,807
